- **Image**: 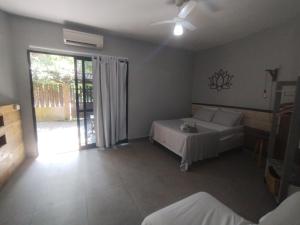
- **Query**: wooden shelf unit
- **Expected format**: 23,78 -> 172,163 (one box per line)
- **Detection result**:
0,104 -> 25,188
266,77 -> 300,202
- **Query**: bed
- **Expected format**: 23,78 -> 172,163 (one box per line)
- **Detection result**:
141,192 -> 252,225
149,107 -> 244,171
141,191 -> 300,225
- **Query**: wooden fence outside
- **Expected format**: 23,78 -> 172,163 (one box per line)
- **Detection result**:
33,83 -> 65,108
33,83 -> 93,121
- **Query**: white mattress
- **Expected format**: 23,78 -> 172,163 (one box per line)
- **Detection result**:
149,118 -> 244,171
182,118 -> 244,140
142,192 -> 253,225
182,118 -> 244,153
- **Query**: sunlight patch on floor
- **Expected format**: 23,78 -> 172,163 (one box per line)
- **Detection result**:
37,121 -> 79,160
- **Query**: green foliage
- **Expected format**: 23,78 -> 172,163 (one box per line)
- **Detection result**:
30,53 -> 75,84
85,61 -> 92,74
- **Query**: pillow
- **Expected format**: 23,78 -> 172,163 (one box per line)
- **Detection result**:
212,109 -> 242,127
193,107 -> 217,122
222,109 -> 244,126
259,191 -> 300,225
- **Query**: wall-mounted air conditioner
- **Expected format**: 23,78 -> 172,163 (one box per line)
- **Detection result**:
63,28 -> 104,49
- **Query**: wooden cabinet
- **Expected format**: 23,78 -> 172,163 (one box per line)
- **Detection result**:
274,114 -> 291,160
0,104 -> 25,188
244,126 -> 269,166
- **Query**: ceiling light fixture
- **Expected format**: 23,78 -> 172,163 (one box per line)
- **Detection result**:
173,23 -> 183,36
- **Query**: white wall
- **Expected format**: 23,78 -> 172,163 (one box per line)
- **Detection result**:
293,17 -> 300,74
8,11 -> 299,157
8,14 -> 194,157
0,11 -> 17,105
192,17 -> 300,110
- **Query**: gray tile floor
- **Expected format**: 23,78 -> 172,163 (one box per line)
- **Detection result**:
0,140 -> 276,225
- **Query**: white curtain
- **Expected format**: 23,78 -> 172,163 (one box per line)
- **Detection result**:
92,55 -> 128,148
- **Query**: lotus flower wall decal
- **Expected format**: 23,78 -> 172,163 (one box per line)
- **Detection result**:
208,69 -> 234,91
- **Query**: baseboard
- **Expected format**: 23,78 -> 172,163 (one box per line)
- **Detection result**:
128,136 -> 149,143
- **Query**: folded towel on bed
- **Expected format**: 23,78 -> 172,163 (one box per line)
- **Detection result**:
180,122 -> 198,133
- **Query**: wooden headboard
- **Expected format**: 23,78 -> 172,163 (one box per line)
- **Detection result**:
192,103 -> 273,132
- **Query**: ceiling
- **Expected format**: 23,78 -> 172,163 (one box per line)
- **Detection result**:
0,0 -> 300,50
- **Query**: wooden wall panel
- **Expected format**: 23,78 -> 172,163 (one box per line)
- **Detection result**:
192,104 -> 272,131
0,104 -> 25,188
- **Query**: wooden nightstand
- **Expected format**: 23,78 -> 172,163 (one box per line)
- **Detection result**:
244,126 -> 269,167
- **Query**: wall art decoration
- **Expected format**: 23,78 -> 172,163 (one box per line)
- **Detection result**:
209,69 -> 234,91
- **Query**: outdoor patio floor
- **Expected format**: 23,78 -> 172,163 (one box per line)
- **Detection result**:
37,121 -> 79,157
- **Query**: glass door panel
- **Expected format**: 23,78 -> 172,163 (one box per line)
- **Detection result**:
86,111 -> 95,145
76,59 -> 84,112
75,57 -> 96,149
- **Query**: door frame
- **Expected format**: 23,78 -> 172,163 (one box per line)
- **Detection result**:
27,50 -> 129,153
27,50 -> 94,153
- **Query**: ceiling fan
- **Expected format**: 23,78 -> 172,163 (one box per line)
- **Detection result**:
151,0 -> 219,36
168,0 -> 220,12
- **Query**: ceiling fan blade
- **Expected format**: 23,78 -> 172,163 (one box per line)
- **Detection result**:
200,0 -> 220,12
178,0 -> 197,19
181,20 -> 197,31
151,20 -> 176,26
166,0 -> 176,4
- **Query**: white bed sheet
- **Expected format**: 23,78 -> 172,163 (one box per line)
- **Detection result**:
182,118 -> 244,138
182,118 -> 244,153
142,192 -> 253,225
149,118 -> 244,171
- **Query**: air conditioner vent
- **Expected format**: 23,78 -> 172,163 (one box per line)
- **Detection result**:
63,29 -> 103,49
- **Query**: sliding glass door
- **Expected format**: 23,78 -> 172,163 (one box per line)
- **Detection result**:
75,57 -> 96,149
29,51 -> 96,155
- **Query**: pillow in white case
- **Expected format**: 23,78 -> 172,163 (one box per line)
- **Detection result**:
222,109 -> 244,125
212,109 -> 242,127
193,107 -> 217,122
259,191 -> 300,225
